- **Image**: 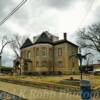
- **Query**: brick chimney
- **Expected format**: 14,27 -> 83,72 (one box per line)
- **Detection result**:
64,32 -> 67,40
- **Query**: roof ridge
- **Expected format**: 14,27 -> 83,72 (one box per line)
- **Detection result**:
35,32 -> 53,44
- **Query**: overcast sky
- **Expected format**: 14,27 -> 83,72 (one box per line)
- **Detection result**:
0,0 -> 100,66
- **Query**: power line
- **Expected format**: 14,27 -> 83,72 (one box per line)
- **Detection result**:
0,0 -> 27,26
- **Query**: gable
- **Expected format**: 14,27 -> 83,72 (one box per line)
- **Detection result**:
20,38 -> 32,49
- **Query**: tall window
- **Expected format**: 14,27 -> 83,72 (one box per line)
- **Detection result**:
58,48 -> 62,56
36,48 -> 39,56
42,47 -> 47,56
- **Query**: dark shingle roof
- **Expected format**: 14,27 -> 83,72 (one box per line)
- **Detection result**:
53,40 -> 78,47
20,38 -> 32,49
21,32 -> 78,49
34,32 -> 53,44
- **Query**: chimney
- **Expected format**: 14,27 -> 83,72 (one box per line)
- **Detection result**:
64,32 -> 67,40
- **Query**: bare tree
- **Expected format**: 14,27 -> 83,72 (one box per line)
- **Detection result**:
10,34 -> 27,58
85,52 -> 94,65
10,34 -> 28,74
0,36 -> 12,66
76,23 -> 100,53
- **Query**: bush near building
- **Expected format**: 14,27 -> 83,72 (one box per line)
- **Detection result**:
0,66 -> 13,74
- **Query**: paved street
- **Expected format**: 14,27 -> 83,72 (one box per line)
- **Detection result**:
0,81 -> 99,100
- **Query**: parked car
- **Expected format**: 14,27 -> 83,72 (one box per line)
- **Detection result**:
93,69 -> 100,75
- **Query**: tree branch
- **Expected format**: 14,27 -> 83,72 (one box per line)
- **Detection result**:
0,41 -> 12,55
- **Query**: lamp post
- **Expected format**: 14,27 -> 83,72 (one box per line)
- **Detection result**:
71,53 -> 92,100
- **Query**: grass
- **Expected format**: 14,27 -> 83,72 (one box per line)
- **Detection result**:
0,74 -> 99,89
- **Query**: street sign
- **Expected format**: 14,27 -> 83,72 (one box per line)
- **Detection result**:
80,80 -> 91,99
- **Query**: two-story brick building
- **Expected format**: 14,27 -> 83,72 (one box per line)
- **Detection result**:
20,31 -> 79,74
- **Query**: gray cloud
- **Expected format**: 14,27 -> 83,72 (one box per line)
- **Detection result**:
44,0 -> 79,10
93,6 -> 100,23
0,0 -> 100,66
0,0 -> 15,19
0,26 -> 15,39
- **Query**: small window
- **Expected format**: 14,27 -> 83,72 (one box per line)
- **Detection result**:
58,48 -> 62,56
42,47 -> 47,56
